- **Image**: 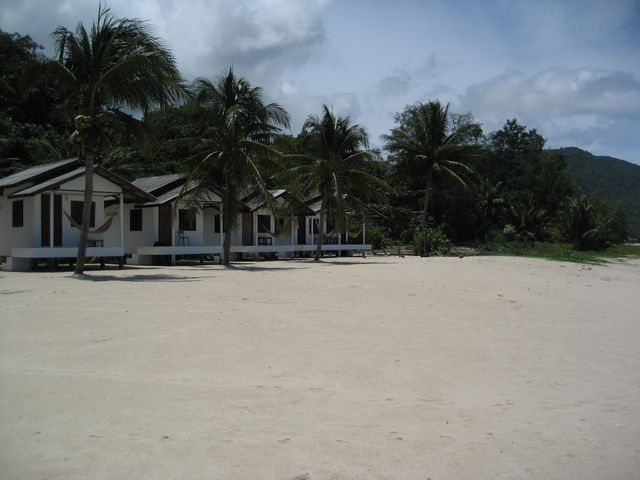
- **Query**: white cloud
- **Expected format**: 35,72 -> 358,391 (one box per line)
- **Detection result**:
375,56 -> 442,98
457,67 -> 640,158
0,0 -> 332,81
1,0 -> 639,162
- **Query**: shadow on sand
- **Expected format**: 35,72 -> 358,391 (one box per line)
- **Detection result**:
224,263 -> 300,272
307,259 -> 393,266
77,272 -> 205,282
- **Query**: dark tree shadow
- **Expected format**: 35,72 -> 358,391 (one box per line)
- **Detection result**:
76,273 -> 204,282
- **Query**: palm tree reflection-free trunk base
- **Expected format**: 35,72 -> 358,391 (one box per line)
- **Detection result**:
74,152 -> 95,276
314,191 -> 328,261
421,170 -> 433,229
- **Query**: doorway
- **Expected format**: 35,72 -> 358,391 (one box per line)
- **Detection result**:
158,204 -> 172,246
297,216 -> 306,245
41,194 -> 62,247
242,212 -> 254,246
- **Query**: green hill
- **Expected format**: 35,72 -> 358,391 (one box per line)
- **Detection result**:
549,147 -> 640,236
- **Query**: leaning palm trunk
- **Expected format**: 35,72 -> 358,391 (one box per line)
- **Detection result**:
74,151 -> 95,275
314,191 -> 328,261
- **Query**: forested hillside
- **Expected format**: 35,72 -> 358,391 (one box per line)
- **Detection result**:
551,147 -> 640,234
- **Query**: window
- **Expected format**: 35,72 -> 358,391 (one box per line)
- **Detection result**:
214,214 -> 221,233
179,208 -> 197,231
12,200 -> 23,227
129,208 -> 143,231
257,214 -> 271,233
70,201 -> 95,228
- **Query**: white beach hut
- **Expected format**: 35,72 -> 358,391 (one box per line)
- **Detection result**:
0,158 -> 154,271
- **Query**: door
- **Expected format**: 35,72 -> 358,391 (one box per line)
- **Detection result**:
158,204 -> 172,246
41,194 -> 62,247
242,212 -> 253,246
297,216 -> 306,245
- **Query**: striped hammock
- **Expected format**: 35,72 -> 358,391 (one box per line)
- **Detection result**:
63,209 -> 114,234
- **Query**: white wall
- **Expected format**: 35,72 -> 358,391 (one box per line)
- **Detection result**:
203,208 -> 222,246
175,202 -> 204,246
254,208 -> 294,246
229,214 -> 243,246
104,203 -> 157,254
59,193 -> 106,247
56,175 -> 122,247
63,175 -> 122,194
0,187 -> 35,256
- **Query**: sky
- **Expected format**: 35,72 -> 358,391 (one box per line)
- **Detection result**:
1,0 -> 639,164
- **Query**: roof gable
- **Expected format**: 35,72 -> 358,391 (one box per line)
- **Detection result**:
4,160 -> 155,202
0,158 -> 80,191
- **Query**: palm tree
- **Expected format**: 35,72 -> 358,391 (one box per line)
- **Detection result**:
383,101 -> 479,229
51,6 -> 185,276
298,105 -> 382,261
561,195 -> 615,251
182,69 -> 290,265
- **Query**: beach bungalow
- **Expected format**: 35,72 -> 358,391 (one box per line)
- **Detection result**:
300,192 -> 385,251
106,173 -> 226,264
121,176 -> 303,263
1,161 -> 375,270
0,158 -> 154,271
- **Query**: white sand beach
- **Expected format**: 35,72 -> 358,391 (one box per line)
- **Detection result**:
1,255 -> 639,480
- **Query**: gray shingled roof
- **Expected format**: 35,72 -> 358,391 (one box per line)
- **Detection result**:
243,189 -> 287,211
0,158 -> 79,189
5,162 -> 155,203
150,183 -> 184,205
9,168 -> 85,197
133,174 -> 227,206
306,197 -> 323,213
131,174 -> 182,194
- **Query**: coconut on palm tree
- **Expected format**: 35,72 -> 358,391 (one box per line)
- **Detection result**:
51,6 -> 185,275
182,69 -> 290,265
383,101 -> 480,229
297,105 -> 383,261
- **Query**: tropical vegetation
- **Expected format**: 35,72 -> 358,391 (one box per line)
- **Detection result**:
181,69 -> 290,264
1,11 -> 637,270
49,7 -> 185,275
295,105 -> 383,260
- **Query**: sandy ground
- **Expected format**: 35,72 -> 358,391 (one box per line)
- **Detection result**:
1,255 -> 639,480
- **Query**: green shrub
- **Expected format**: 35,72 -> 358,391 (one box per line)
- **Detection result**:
560,195 -> 619,251
413,228 -> 451,256
365,224 -> 392,249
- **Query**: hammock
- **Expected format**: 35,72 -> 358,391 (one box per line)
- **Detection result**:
63,209 -> 115,234
347,226 -> 363,239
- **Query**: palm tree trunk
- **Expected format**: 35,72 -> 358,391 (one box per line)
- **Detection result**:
421,170 -> 433,229
314,190 -> 328,261
74,151 -> 95,276
222,221 -> 232,266
222,185 -> 232,266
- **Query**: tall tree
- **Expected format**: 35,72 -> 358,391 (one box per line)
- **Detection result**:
383,101 -> 480,229
183,69 -> 290,265
298,105 -> 382,261
0,30 -> 71,174
51,6 -> 184,275
484,119 -> 575,240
